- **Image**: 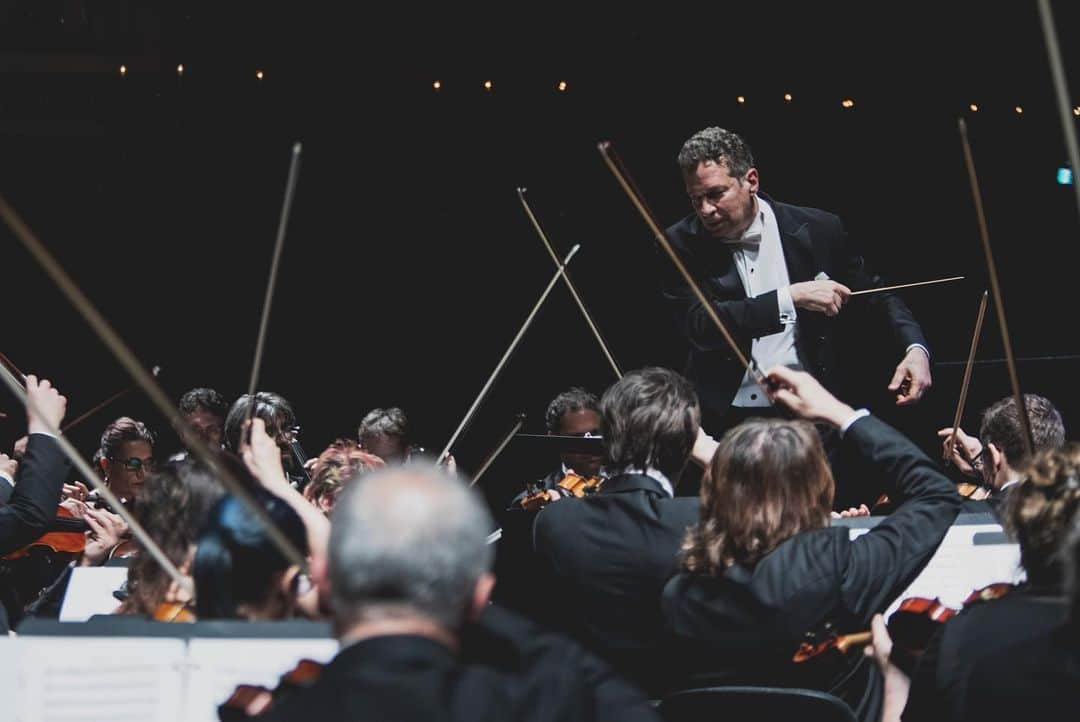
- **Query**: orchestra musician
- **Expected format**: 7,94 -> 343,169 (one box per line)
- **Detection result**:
662,366 -> 960,722
868,442 -> 1080,722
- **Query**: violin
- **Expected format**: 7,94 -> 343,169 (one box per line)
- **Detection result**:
519,471 -> 604,511
2,505 -> 87,560
956,482 -> 993,501
220,659 -> 324,720
152,601 -> 196,623
793,584 -> 1013,664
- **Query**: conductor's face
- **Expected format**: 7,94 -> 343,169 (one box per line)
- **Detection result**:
684,160 -> 759,240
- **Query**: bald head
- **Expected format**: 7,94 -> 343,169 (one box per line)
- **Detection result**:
329,466 -> 494,629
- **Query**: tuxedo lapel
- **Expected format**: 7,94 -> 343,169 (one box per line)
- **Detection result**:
771,200 -> 817,283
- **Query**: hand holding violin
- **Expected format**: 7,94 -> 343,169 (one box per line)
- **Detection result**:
80,506 -> 128,567
936,426 -> 982,476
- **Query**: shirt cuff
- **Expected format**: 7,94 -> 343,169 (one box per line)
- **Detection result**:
839,409 -> 871,437
905,343 -> 930,361
0,471 -> 12,488
778,286 -> 798,326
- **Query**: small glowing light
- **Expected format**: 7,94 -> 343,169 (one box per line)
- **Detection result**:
784,93 -> 792,102
841,99 -> 855,109
432,80 -> 441,90
256,70 -> 264,80
736,95 -> 745,104
557,81 -> 568,92
483,80 -> 493,91
119,65 -> 127,77
969,103 -> 979,112
1015,105 -> 1023,115
176,63 -> 184,76
1073,106 -> 1080,116
1058,167 -> 1073,185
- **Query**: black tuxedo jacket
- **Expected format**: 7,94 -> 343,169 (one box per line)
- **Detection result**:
532,473 -> 699,691
662,416 -> 960,720
0,433 -> 70,555
225,604 -> 659,722
662,197 -> 928,418
902,589 -> 1067,722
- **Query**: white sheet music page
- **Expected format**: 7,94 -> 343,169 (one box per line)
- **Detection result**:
14,636 -> 187,722
58,566 -> 128,622
183,638 -> 339,722
849,523 -> 1024,618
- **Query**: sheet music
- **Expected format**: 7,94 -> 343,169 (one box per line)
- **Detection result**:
849,523 -> 1024,618
58,567 -> 128,622
183,638 -> 339,722
14,636 -> 187,722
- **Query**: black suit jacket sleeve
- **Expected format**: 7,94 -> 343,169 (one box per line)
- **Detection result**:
0,433 -> 70,555
839,416 -> 961,623
0,478 -> 13,505
661,266 -> 782,357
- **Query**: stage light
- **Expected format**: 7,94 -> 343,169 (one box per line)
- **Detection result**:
1058,167 -> 1073,185
177,63 -> 184,76
1015,105 -> 1023,115
736,95 -> 745,104
483,80 -> 493,91
433,80 -> 441,90
784,93 -> 792,102
256,70 -> 264,80
841,98 -> 855,109
119,65 -> 127,77
969,103 -> 979,112
558,81 -> 567,92
1073,106 -> 1079,116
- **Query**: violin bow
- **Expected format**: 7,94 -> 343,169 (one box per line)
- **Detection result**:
0,350 -> 26,385
0,195 -> 309,573
437,244 -> 581,464
1037,0 -> 1080,221
470,413 -> 526,488
59,365 -> 162,433
517,187 -> 623,379
947,291 -> 989,465
0,363 -> 193,598
958,119 -> 1034,457
597,141 -> 770,393
246,142 -> 303,438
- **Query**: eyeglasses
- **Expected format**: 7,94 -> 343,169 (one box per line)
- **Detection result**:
110,456 -> 155,472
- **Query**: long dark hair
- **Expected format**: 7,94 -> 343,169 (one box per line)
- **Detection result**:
681,419 -> 833,574
193,485 -> 308,619
120,460 -> 224,617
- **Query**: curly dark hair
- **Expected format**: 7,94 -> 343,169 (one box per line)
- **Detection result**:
1003,443 -> 1080,590
119,459 -> 226,617
676,126 -> 755,178
544,387 -> 600,434
179,387 -> 228,420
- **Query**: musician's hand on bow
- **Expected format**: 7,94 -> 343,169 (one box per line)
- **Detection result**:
889,348 -> 932,405
936,426 -> 982,476
690,427 -> 720,468
766,366 -> 856,427
80,506 -> 127,567
25,375 -> 67,435
789,281 -> 851,317
241,418 -> 290,492
62,480 -> 89,502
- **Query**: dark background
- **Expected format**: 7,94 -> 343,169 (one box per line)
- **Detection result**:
1,2 -> 1078,508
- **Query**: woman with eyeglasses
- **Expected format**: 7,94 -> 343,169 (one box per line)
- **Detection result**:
92,416 -> 157,507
